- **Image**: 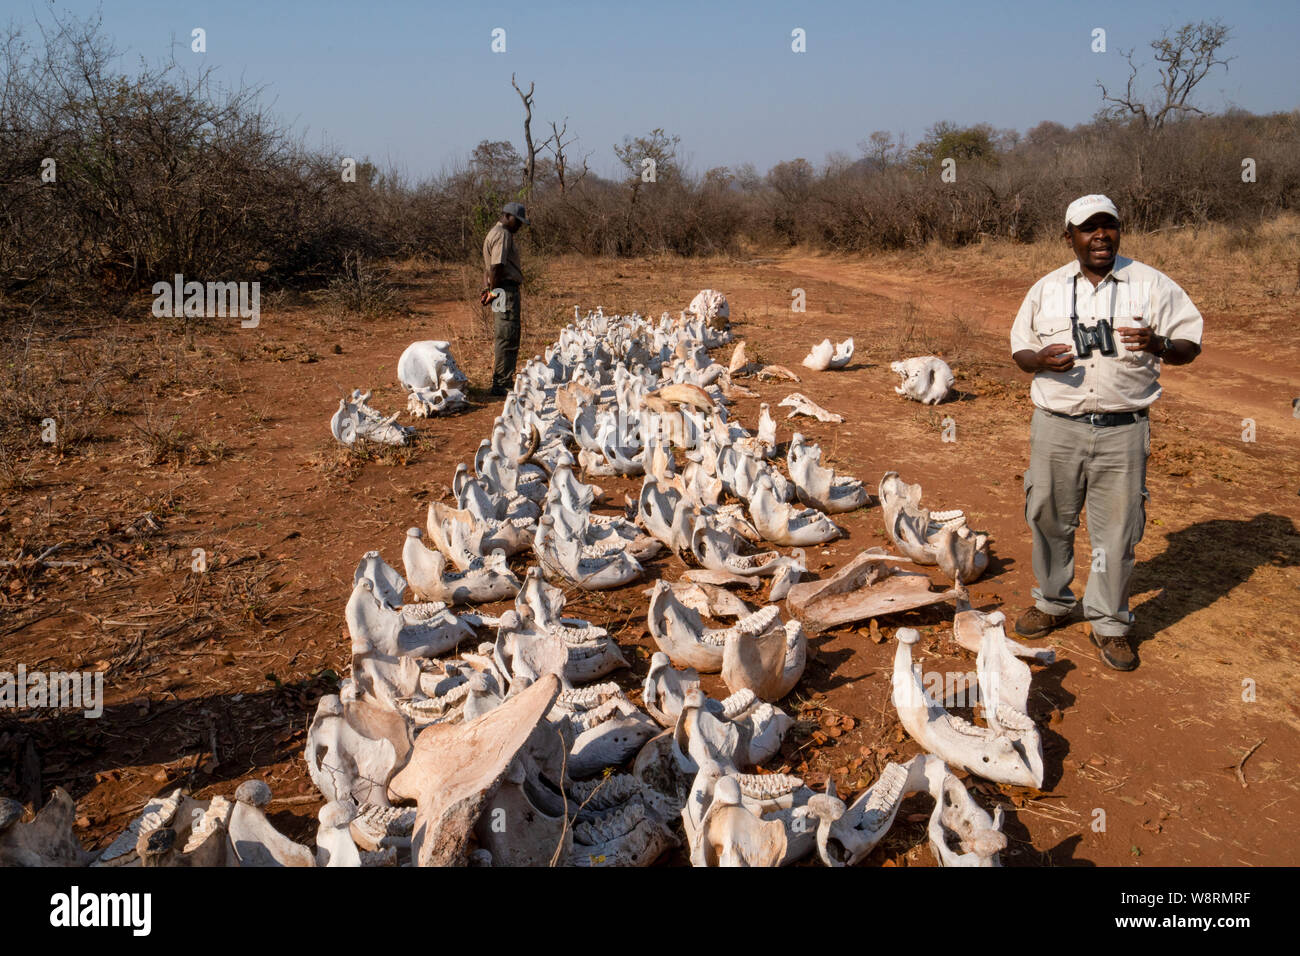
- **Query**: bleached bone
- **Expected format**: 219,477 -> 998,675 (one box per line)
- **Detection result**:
687,765 -> 816,867
517,566 -> 613,646
797,765 -> 909,867
353,550 -> 407,608
892,628 -> 1043,788
497,603 -> 627,687
389,673 -> 561,866
953,586 -> 1055,663
476,757 -> 571,866
786,433 -> 869,514
976,617 -> 1044,772
670,688 -> 793,773
306,694 -> 399,807
426,501 -> 533,569
785,548 -> 959,633
923,757 -> 1007,867
494,608 -> 570,690
643,652 -> 701,727
721,618 -> 807,702
686,289 -> 729,331
637,474 -> 695,554
647,579 -> 785,673
331,389 -> 415,446
571,799 -> 679,867
316,802 -> 363,867
878,471 -> 990,583
756,364 -> 801,382
693,775 -> 787,867
801,337 -> 854,371
691,514 -> 802,578
346,579 -> 475,659
891,355 -> 954,405
802,339 -> 835,372
568,698 -> 661,779
680,568 -> 765,589
534,513 -> 644,590
778,392 -> 843,423
728,340 -> 750,374
756,403 -> 777,453
799,752 -> 1004,867
227,780 -> 315,867
717,445 -> 796,504
748,472 -> 841,546
92,789 -> 184,867
135,803 -> 230,868
349,804 -> 416,852
666,580 -> 756,620
403,528 -> 521,604
407,385 -> 469,418
398,340 -> 468,392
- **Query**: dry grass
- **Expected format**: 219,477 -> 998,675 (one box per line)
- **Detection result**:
896,212 -> 1300,324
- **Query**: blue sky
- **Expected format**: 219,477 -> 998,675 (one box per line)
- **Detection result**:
17,0 -> 1299,179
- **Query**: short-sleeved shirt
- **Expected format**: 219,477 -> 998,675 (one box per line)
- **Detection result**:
482,222 -> 523,286
1009,256 -> 1203,415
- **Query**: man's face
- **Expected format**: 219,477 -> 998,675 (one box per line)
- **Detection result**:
503,214 -> 521,232
1067,214 -> 1120,273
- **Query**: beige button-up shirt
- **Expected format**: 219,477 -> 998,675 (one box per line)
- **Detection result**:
483,222 -> 523,286
1010,256 -> 1203,415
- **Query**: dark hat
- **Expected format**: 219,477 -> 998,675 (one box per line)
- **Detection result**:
502,202 -> 531,225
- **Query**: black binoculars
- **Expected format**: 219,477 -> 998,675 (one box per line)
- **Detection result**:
1071,316 -> 1117,359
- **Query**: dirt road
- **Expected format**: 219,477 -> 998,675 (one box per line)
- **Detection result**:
2,247 -> 1296,865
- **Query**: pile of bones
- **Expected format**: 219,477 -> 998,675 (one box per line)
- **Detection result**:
2,292 -> 1056,869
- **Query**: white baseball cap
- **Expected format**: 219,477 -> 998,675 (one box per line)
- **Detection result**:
1065,194 -> 1120,227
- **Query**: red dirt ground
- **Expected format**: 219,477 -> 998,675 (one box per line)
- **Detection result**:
2,243 -> 1296,865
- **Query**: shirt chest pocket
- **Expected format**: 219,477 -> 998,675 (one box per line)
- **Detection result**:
1033,313 -> 1073,348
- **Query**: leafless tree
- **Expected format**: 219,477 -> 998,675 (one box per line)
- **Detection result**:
511,73 -> 537,191
542,118 -> 589,195
1098,19 -> 1234,132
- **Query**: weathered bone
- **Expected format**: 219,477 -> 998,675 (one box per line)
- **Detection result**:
953,586 -> 1055,663
721,618 -> 807,702
647,579 -> 786,673
778,392 -> 843,423
891,356 -> 954,405
331,389 -> 415,445
748,473 -> 841,546
878,471 -> 990,583
892,628 -> 1043,789
306,694 -> 399,806
786,433 -> 869,513
403,527 -> 521,604
785,548 -> 959,633
801,337 -> 854,371
227,780 -> 316,867
643,651 -> 701,727
388,673 -> 561,866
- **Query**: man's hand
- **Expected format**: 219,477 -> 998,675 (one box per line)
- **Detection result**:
1117,324 -> 1160,353
479,287 -> 497,307
1035,343 -> 1076,372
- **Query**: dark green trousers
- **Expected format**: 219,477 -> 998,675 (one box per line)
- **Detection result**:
491,282 -> 521,391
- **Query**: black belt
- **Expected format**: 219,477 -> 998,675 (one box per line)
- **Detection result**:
1047,408 -> 1148,427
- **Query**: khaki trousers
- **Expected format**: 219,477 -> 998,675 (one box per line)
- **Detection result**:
1023,407 -> 1151,637
491,282 -> 521,391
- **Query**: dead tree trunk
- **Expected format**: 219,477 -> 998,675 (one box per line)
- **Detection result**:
511,74 -> 536,193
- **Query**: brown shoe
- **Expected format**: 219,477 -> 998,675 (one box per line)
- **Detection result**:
1014,605 -> 1069,639
1088,626 -> 1137,671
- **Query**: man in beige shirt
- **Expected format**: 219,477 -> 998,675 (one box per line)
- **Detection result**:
1009,194 -> 1203,670
481,202 -> 529,396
